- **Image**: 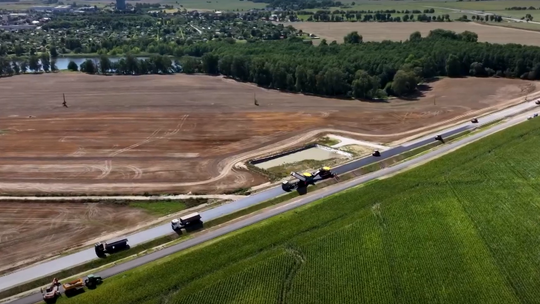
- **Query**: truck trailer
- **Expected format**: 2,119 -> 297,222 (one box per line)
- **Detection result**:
94,238 -> 129,257
171,212 -> 202,231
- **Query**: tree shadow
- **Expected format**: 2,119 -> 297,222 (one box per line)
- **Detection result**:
399,83 -> 433,101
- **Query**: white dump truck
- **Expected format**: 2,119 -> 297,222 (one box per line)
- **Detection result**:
171,212 -> 202,231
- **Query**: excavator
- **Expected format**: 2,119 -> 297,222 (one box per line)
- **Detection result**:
281,166 -> 339,192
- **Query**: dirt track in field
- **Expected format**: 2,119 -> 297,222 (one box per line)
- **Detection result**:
0,73 -> 537,194
284,22 -> 540,46
0,201 -> 154,274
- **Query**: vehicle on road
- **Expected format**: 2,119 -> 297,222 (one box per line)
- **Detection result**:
282,167 -> 338,192
535,100 -> 540,105
84,274 -> 102,288
372,150 -> 381,157
41,278 -> 61,303
435,135 -> 444,143
471,118 -> 478,123
62,278 -> 84,292
171,212 -> 203,231
94,239 -> 129,257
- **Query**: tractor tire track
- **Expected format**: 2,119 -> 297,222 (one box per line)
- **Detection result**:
95,160 -> 112,180
279,247 -> 306,304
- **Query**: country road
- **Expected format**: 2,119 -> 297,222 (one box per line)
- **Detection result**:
2,99 -> 540,304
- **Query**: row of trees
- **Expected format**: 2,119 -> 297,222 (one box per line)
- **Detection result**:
70,54 -> 179,75
505,6 -> 538,10
172,29 -> 540,99
299,8 -> 435,15
306,12 -> 456,22
0,53 -> 57,76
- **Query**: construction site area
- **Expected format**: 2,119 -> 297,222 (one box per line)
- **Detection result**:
0,73 -> 539,281
0,73 -> 538,195
0,201 -> 154,275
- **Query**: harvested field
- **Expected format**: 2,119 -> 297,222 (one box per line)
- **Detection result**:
284,21 -> 540,46
0,201 -> 154,274
0,73 -> 538,194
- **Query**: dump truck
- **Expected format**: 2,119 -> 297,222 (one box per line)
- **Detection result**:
94,238 -> 129,257
41,278 -> 61,302
171,212 -> 202,231
63,278 -> 84,291
281,167 -> 338,192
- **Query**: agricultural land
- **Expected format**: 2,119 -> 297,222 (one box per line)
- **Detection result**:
0,201 -> 155,274
0,198 -> 215,275
287,21 -> 540,45
53,102 -> 540,304
0,74 -> 537,195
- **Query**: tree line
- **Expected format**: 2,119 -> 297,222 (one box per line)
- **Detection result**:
298,8 -> 435,15
175,29 -> 540,100
68,54 -> 179,75
306,12 -> 455,22
6,29 -> 540,102
0,53 -> 57,76
505,6 -> 538,10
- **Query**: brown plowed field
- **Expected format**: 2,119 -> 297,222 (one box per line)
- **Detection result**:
0,73 -> 537,194
0,201 -> 154,274
283,22 -> 540,46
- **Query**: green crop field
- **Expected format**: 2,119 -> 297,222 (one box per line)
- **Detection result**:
57,118 -> 540,304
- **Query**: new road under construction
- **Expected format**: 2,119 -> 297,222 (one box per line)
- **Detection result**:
3,98 -> 540,304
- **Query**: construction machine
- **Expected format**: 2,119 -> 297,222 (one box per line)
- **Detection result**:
435,135 -> 444,143
85,274 -> 103,288
535,100 -> 540,105
281,167 -> 339,192
372,150 -> 381,157
471,118 -> 478,123
41,278 -> 61,303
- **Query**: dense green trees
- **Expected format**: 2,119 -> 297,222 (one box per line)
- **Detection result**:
344,31 -> 362,44
4,28 -> 540,101
351,70 -> 380,99
67,61 -> 78,71
176,29 -> 540,99
446,54 -> 461,78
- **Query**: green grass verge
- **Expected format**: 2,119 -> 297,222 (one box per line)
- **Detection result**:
128,201 -> 188,216
316,136 -> 340,147
53,115 -> 540,304
264,158 -> 341,179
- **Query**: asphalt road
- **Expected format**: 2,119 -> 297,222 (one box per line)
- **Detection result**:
3,100 -> 539,304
